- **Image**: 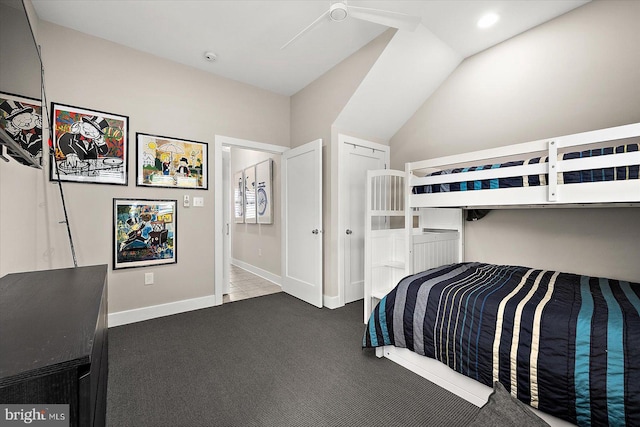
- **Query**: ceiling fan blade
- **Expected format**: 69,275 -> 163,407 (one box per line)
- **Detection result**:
348,6 -> 421,32
280,10 -> 330,50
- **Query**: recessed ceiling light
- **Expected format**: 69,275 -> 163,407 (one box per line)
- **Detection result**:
477,13 -> 500,29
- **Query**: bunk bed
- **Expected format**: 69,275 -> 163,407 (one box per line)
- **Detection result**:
363,122 -> 640,427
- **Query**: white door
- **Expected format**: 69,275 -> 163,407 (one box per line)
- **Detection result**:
281,139 -> 323,307
341,139 -> 388,304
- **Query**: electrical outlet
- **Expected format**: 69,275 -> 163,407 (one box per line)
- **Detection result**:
258,248 -> 262,256
145,272 -> 154,285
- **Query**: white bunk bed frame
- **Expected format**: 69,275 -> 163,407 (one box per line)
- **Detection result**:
365,122 -> 640,427
408,122 -> 640,208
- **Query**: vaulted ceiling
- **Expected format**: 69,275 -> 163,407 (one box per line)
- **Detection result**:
32,1 -> 589,96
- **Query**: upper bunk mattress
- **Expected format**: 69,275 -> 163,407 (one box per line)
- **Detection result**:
413,144 -> 639,194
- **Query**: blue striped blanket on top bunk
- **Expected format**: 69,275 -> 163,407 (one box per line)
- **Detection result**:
413,143 -> 639,194
363,262 -> 640,426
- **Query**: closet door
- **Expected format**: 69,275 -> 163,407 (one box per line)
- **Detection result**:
281,139 -> 323,307
341,138 -> 388,304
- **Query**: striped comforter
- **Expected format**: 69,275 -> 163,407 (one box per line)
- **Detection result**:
413,144 -> 639,194
363,263 -> 640,426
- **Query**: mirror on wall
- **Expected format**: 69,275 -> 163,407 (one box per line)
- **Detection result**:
0,0 -> 43,168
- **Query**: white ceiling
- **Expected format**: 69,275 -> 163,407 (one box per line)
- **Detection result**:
31,0 -> 589,96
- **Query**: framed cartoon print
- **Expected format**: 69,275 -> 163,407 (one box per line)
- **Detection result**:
51,103 -> 128,185
136,133 -> 208,189
113,198 -> 177,269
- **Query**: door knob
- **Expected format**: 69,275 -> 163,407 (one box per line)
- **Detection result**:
345,229 -> 352,235
312,229 -> 319,234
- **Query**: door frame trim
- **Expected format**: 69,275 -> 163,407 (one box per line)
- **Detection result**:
214,135 -> 288,305
337,133 -> 390,307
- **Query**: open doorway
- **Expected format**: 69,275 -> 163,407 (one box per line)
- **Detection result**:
223,145 -> 282,303
214,136 -> 288,305
215,135 -> 323,307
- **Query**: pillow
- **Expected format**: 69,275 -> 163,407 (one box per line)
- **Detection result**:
468,382 -> 550,427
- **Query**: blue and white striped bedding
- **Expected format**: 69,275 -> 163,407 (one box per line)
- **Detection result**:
363,263 -> 640,426
413,144 -> 639,194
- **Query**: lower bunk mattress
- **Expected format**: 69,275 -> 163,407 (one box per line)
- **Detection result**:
363,263 -> 640,426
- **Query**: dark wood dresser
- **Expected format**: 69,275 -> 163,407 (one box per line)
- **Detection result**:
0,265 -> 108,427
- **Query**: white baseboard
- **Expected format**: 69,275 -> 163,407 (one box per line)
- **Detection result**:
323,294 -> 342,309
231,258 -> 282,286
108,295 -> 216,327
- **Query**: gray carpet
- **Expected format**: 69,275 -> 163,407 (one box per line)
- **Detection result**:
107,292 -> 479,426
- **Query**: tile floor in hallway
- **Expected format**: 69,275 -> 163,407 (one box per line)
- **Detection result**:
223,264 -> 282,303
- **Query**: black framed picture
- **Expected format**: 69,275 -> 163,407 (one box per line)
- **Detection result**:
136,132 -> 208,189
113,198 -> 177,270
50,102 -> 129,185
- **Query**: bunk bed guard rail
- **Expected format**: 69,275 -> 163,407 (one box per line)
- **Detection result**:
407,122 -> 640,207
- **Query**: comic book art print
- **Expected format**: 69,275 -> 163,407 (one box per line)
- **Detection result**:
136,133 -> 208,189
113,199 -> 177,270
51,103 -> 128,185
0,92 -> 43,165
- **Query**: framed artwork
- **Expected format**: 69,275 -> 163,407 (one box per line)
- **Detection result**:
136,133 -> 208,189
244,165 -> 256,224
0,92 -> 43,165
256,159 -> 273,224
50,103 -> 128,185
234,170 -> 244,223
113,198 -> 177,270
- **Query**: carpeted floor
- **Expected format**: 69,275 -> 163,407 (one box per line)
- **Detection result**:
107,293 -> 479,426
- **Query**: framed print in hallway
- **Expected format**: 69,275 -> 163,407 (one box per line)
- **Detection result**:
244,165 -> 256,224
113,198 -> 177,270
256,159 -> 273,224
234,170 -> 244,223
50,102 -> 128,185
136,133 -> 208,189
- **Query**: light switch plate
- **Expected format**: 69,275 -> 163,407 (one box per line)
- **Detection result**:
183,194 -> 190,207
193,197 -> 204,207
